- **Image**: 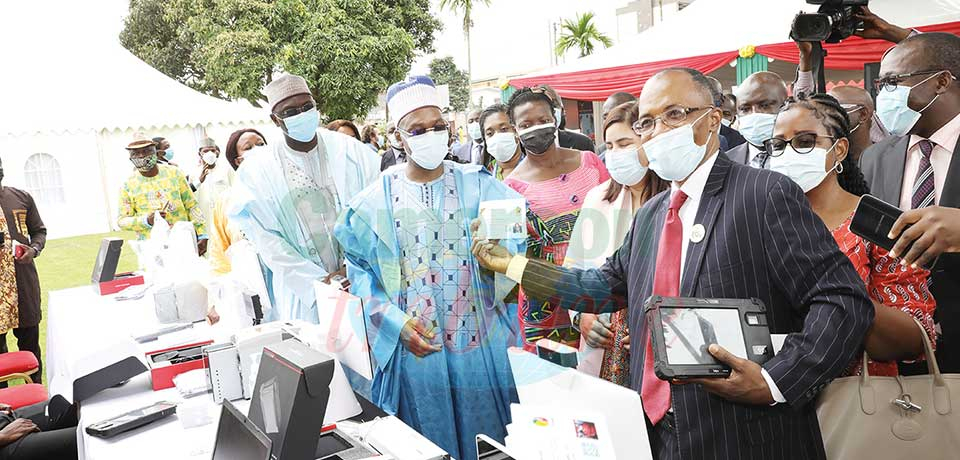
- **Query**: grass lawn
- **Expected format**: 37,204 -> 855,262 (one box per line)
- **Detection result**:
6,231 -> 139,387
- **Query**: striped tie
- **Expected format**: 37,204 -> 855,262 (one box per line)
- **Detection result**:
911,140 -> 936,209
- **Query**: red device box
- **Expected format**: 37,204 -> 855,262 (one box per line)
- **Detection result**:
94,272 -> 145,296
145,340 -> 213,391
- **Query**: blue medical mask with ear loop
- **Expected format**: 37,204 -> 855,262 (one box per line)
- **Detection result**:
876,72 -> 946,137
644,110 -> 714,182
281,108 -> 320,142
606,145 -> 648,186
737,112 -> 778,147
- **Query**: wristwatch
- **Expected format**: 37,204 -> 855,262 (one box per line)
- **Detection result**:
30,244 -> 41,258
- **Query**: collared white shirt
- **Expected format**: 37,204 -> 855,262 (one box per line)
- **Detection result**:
672,150 -> 719,275
900,112 -> 960,209
670,150 -> 786,404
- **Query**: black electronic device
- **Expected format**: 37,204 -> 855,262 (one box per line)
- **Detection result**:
850,194 -> 906,252
248,340 -> 334,460
212,400 -> 273,460
85,401 -> 177,438
476,434 -> 516,460
243,291 -> 265,326
644,296 -> 773,380
91,238 -> 124,283
792,0 -> 869,43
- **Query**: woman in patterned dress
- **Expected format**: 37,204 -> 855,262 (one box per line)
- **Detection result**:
564,101 -> 668,385
503,87 -> 610,352
768,93 -> 935,376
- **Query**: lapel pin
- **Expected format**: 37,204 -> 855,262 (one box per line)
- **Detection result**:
690,224 -> 706,243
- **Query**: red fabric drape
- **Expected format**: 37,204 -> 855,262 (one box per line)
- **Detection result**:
510,20 -> 960,101
757,21 -> 960,69
508,51 -> 738,101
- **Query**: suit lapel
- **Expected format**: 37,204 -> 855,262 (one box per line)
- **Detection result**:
680,154 -> 731,296
938,134 -> 960,208
880,136 -> 909,205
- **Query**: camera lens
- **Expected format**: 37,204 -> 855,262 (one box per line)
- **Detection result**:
792,13 -> 833,42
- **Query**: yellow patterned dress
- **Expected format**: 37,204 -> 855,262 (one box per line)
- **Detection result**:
0,208 -> 19,333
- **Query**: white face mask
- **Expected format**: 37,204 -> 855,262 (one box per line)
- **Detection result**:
388,132 -> 403,150
767,140 -> 839,193
554,107 -> 564,127
404,130 -> 448,170
486,132 -> 519,162
605,145 -> 648,186
467,122 -> 483,141
202,151 -> 218,166
720,118 -> 733,128
738,112 -> 778,147
644,110 -> 713,182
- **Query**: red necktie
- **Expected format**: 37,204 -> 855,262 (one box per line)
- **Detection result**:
642,189 -> 688,425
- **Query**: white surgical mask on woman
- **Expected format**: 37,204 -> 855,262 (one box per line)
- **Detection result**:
605,145 -> 648,186
767,140 -> 840,193
485,132 -> 519,162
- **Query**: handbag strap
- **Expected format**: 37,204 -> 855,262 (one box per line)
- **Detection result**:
911,317 -> 952,415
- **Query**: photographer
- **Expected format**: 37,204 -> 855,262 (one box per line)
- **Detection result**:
793,7 -> 917,149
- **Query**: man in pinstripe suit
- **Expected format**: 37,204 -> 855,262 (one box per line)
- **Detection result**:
473,69 -> 874,460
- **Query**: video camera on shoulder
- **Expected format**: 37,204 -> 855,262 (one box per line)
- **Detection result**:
792,0 -> 868,43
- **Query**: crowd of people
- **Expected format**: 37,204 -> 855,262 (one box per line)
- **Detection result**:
0,7 -> 958,460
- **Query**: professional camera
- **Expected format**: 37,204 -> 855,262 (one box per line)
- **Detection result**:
791,0 -> 868,43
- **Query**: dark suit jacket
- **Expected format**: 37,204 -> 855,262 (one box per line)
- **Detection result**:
725,142 -> 751,165
520,153 -> 873,460
721,125 -> 747,150
559,129 -> 596,153
860,134 -> 960,371
379,147 -> 404,171
452,139 -> 480,164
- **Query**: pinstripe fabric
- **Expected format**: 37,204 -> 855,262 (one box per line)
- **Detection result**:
520,153 -> 874,460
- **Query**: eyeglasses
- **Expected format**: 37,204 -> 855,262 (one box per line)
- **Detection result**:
841,103 -> 864,114
274,101 -> 316,119
397,123 -> 449,137
764,133 -> 836,157
873,70 -> 946,92
632,106 -> 712,136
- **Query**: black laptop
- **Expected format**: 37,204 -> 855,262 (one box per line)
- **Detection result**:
212,400 -> 272,460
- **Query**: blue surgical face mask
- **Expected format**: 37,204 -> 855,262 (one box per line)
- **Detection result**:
163,149 -> 175,161
281,108 -> 320,142
554,107 -> 564,127
737,112 -> 778,147
876,72 -> 943,137
644,110 -> 714,182
606,145 -> 648,186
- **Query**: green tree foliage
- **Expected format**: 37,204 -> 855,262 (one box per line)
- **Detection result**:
428,56 -> 469,112
555,12 -> 613,58
120,0 -> 442,120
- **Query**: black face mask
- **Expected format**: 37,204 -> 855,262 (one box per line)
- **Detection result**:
517,124 -> 557,155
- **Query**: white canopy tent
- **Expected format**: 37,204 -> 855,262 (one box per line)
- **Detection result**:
512,0 -> 960,98
0,1 -> 272,239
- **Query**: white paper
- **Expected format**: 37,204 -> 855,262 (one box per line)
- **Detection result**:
478,199 -> 527,240
314,281 -> 374,381
508,347 -> 653,460
323,361 -> 362,425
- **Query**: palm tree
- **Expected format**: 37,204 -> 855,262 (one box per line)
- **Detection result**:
555,12 -> 613,58
438,0 -> 491,88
